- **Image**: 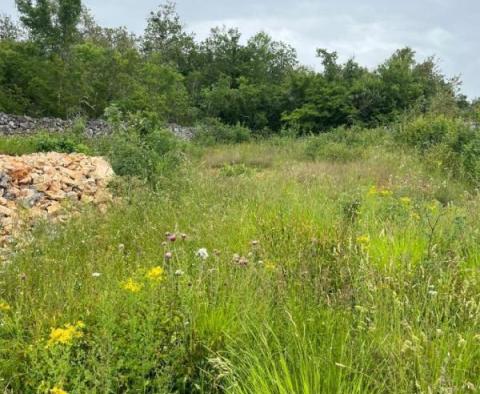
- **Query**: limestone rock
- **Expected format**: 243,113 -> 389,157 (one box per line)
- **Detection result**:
0,152 -> 114,245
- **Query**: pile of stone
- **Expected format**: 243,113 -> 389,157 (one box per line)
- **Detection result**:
0,152 -> 114,245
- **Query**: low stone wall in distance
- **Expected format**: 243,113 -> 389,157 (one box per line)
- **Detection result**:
0,112 -> 196,140
0,112 -> 111,137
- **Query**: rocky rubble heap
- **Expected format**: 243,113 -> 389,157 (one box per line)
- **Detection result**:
0,153 -> 114,245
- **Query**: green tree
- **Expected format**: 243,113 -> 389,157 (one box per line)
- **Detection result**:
143,1 -> 195,74
15,0 -> 82,55
0,14 -> 23,41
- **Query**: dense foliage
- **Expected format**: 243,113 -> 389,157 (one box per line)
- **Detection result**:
1,1 -> 475,134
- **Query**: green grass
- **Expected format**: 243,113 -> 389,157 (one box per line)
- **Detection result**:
1,136 -> 480,393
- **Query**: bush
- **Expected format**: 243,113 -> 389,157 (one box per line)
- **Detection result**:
193,118 -> 251,145
396,114 -> 480,184
396,115 -> 463,151
102,113 -> 183,186
31,132 -> 91,154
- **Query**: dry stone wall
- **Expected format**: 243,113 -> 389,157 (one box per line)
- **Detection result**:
0,112 -> 111,137
0,113 -> 196,139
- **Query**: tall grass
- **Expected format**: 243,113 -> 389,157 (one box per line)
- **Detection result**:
1,136 -> 479,393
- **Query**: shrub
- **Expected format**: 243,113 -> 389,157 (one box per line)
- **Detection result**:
396,115 -> 463,151
396,114 -> 480,184
193,118 -> 251,145
31,132 -> 91,154
102,112 -> 183,186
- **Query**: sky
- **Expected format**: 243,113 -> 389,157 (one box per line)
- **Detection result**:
3,0 -> 480,98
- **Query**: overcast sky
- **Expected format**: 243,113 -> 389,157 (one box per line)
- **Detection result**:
3,0 -> 480,98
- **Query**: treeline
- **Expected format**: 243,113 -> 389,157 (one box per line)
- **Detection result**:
0,0 -> 476,134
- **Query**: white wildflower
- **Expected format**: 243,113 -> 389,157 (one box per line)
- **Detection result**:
92,272 -> 102,277
196,248 -> 209,260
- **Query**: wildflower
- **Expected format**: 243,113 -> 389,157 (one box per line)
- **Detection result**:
368,185 -> 378,196
411,212 -> 421,221
196,248 -> 209,260
118,244 -> 125,251
400,197 -> 411,206
175,269 -> 184,276
122,278 -> 142,293
161,241 -> 167,247
251,240 -> 259,247
164,251 -> 173,260
92,272 -> 101,278
50,387 -> 68,394
47,321 -> 84,347
146,266 -> 164,281
181,233 -> 187,240
0,301 -> 11,312
428,201 -> 439,212
265,261 -> 276,271
356,235 -> 370,246
168,233 -> 177,242
379,189 -> 393,197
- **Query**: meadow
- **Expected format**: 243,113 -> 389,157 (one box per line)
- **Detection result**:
1,131 -> 480,393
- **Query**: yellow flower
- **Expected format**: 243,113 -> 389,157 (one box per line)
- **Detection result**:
379,189 -> 393,197
146,266 -> 165,281
428,201 -> 439,212
411,212 -> 420,221
369,185 -> 393,197
356,235 -> 370,246
400,197 -> 411,206
47,321 -> 84,347
265,261 -> 276,271
367,185 -> 377,196
0,301 -> 11,312
122,278 -> 142,293
76,320 -> 85,329
50,386 -> 68,394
